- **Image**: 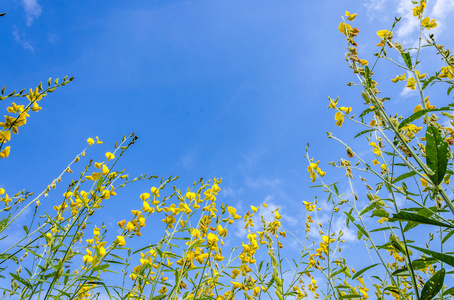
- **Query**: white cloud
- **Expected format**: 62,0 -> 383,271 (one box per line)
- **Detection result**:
364,0 -> 388,20
431,0 -> 454,35
12,27 -> 34,51
21,0 -> 42,26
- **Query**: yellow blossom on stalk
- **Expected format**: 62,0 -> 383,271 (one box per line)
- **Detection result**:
307,160 -> 326,182
186,191 -> 196,200
87,137 -> 94,146
414,104 -> 423,113
250,205 -> 258,212
420,177 -> 428,187
0,146 -> 10,158
345,11 -> 357,21
126,221 -> 135,231
369,142 -> 381,156
412,2 -> 426,17
415,70 -> 426,79
151,187 -> 160,197
359,59 -> 368,66
376,29 -> 392,39
95,136 -> 103,144
406,77 -> 417,90
207,233 -> 219,246
439,66 -> 454,79
303,201 -> 316,211
116,236 -> 126,246
82,249 -> 94,264
101,164 -> 109,175
140,193 -> 150,201
391,73 -> 406,83
334,111 -> 344,127
338,22 -> 352,36
0,130 -> 11,142
143,201 -> 153,213
118,220 -> 126,228
380,164 -> 387,174
372,159 -> 380,165
105,152 -> 115,161
0,188 -> 4,195
158,286 -> 168,295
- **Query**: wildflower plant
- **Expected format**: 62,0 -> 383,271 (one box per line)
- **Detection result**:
3,1 -> 454,300
304,1 -> 454,299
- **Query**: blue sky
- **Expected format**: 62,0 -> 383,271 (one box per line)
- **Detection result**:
2,0 -> 454,294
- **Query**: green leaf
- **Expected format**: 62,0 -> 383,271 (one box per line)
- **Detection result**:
448,84 -> 454,96
339,295 -> 362,299
420,268 -> 445,300
409,245 -> 454,267
392,171 -> 417,184
398,107 -> 451,130
352,263 -> 380,280
9,273 -> 32,288
354,128 -> 376,139
389,211 -> 454,228
442,230 -> 454,244
364,66 -> 372,88
421,76 -> 438,90
426,126 -> 449,185
443,287 -> 454,296
0,253 -> 18,264
401,52 -> 412,69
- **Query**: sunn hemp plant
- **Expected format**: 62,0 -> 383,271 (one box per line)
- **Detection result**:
2,1 -> 454,299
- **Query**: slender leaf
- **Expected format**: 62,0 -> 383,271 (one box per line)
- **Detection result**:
398,107 -> 451,130
426,126 -> 449,185
389,211 -> 454,228
401,52 -> 412,69
420,268 -> 445,300
352,263 -> 380,280
409,245 -> 454,267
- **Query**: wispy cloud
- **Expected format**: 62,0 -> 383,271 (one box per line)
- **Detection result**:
21,0 -> 42,26
364,0 -> 388,20
431,0 -> 454,35
12,26 -> 34,51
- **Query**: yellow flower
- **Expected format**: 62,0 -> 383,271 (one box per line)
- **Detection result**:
116,236 -> 126,246
359,59 -> 368,66
0,146 -> 11,158
0,130 -> 11,142
345,11 -> 357,21
207,232 -> 219,245
338,22 -> 352,36
87,137 -> 94,146
118,220 -> 126,228
186,191 -> 196,200
143,201 -> 154,213
412,2 -> 426,17
334,111 -> 344,127
376,29 -> 392,39
95,136 -> 103,144
151,187 -> 160,197
0,188 -> 4,195
372,159 -> 380,165
420,177 -> 428,187
406,77 -> 417,90
101,164 -> 109,175
250,205 -> 258,213
126,221 -> 135,231
391,73 -> 406,83
105,152 -> 115,161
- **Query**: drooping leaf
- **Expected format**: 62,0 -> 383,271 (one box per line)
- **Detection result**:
392,171 -> 417,184
389,211 -> 454,228
398,107 -> 451,130
401,52 -> 412,69
409,245 -> 454,267
420,268 -> 445,300
352,263 -> 380,280
425,126 -> 449,185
